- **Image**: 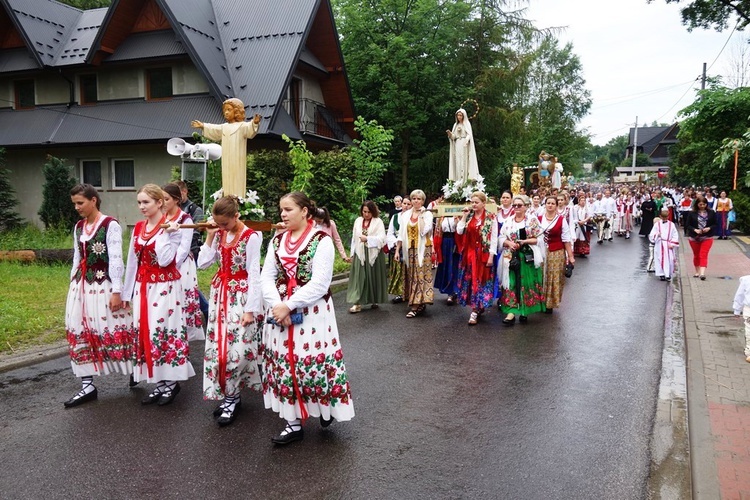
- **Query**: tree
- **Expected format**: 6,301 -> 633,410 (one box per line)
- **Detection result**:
57,0 -> 111,8
725,36 -> 750,88
38,155 -> 78,229
0,148 -> 23,231
650,0 -> 750,31
670,85 -> 750,187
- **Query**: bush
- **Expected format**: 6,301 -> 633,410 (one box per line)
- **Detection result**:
730,190 -> 750,232
0,166 -> 23,232
38,155 -> 78,229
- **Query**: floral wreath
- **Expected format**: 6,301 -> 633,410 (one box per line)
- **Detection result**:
207,188 -> 266,221
460,98 -> 480,120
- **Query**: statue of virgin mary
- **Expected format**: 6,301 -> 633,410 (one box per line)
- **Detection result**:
446,108 -> 480,183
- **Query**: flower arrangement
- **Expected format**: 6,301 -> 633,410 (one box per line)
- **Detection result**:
441,174 -> 487,203
208,188 -> 266,220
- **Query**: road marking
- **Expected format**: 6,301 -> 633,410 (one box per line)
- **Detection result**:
739,236 -> 750,244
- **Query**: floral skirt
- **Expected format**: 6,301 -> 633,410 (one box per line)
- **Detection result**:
132,280 -> 196,383
406,246 -> 434,307
180,256 -> 204,342
65,279 -> 134,377
543,249 -> 566,309
387,252 -> 404,296
574,238 -> 590,256
260,297 -> 354,422
203,284 -> 262,400
500,261 -> 545,315
457,257 -> 495,311
347,250 -> 389,305
434,235 -> 460,295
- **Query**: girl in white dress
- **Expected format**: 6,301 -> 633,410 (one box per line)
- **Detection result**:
197,196 -> 263,426
64,184 -> 134,407
123,184 -> 195,406
261,192 -> 355,445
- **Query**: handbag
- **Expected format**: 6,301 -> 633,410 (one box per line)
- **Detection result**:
520,244 -> 535,263
508,254 -> 520,272
564,263 -> 574,278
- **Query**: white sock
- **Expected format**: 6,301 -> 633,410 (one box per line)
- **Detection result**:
280,419 -> 302,436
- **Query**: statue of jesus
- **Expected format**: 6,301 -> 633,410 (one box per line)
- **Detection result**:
191,98 -> 261,196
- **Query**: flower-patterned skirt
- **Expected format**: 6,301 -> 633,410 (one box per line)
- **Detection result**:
387,252 -> 404,296
405,247 -> 434,306
179,256 -> 204,342
132,280 -> 196,383
65,279 -> 135,377
543,249 -> 566,309
260,297 -> 355,422
203,284 -> 262,399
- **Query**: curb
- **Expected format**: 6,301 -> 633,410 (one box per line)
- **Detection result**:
0,272 -> 352,374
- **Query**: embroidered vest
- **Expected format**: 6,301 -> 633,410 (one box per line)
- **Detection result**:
74,217 -> 115,285
272,230 -> 330,299
210,228 -> 254,293
133,221 -> 181,283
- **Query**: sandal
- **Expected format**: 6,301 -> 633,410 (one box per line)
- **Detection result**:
348,304 -> 362,313
406,310 -> 418,318
468,311 -> 478,325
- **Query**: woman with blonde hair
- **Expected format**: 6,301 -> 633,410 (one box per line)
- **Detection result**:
396,189 -> 434,318
123,184 -> 195,406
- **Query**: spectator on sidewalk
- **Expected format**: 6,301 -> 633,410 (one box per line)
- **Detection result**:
684,196 -> 717,281
731,275 -> 750,363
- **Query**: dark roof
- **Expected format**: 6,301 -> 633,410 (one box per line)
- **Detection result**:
0,95 -> 223,145
0,0 -> 353,145
627,124 -> 679,158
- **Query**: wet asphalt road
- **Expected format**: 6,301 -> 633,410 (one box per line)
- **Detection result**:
0,235 -> 667,500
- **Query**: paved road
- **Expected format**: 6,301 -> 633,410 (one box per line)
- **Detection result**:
0,235 -> 667,499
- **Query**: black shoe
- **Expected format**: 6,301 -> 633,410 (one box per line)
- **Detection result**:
391,296 -> 404,304
129,374 -> 139,388
544,308 -> 553,314
64,387 -> 98,408
519,315 -> 528,324
597,240 -> 603,244
660,276 -> 666,281
502,315 -> 516,326
272,427 -> 304,445
157,382 -> 181,406
608,238 -> 613,242
141,388 -> 163,405
213,399 -> 242,417
217,401 -> 241,427
320,415 -> 334,428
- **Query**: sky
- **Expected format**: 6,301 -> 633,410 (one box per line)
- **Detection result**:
525,0 -> 745,146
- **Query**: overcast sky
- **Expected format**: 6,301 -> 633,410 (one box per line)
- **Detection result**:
525,0 -> 745,146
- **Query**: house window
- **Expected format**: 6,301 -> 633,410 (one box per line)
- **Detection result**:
111,159 -> 135,189
14,80 -> 35,109
80,159 -> 102,188
80,74 -> 97,104
147,67 -> 173,100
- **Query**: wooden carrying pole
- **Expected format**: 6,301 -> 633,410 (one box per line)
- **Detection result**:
160,221 -> 282,232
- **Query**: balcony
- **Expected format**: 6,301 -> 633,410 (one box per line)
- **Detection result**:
282,98 -> 348,142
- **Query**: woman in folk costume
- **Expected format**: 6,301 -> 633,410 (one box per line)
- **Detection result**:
455,192 -> 498,325
498,195 -> 546,325
433,212 -> 461,305
123,184 -> 195,406
260,192 -> 354,445
716,190 -> 733,239
616,189 -> 635,238
539,196 -> 575,313
64,184 -> 134,408
162,183 -> 203,341
446,108 -> 480,183
649,207 -> 679,281
387,197 -> 410,303
197,196 -> 263,427
492,190 -> 515,309
395,190 -> 435,318
346,200 -> 388,313
571,194 -> 593,257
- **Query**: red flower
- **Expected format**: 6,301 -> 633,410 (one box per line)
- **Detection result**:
314,341 -> 321,349
303,386 -> 313,396
303,355 -> 312,366
331,384 -> 342,397
280,385 -> 290,397
334,349 -> 343,361
315,353 -> 325,364
315,386 -> 323,396
303,343 -> 309,351
331,338 -> 338,347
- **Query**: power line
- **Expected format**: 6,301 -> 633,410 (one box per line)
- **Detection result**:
706,19 -> 740,72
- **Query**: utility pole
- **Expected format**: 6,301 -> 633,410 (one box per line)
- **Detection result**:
631,116 -> 638,176
701,62 -> 707,90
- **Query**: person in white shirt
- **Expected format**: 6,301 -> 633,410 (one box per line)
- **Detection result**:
732,275 -> 750,363
591,192 -> 607,244
649,207 -> 679,281
602,189 -> 617,242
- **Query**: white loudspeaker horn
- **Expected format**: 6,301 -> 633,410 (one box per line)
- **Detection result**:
167,138 -> 192,156
194,143 -> 222,160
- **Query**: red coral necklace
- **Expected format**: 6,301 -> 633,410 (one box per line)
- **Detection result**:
83,214 -> 101,237
284,219 -> 314,254
141,215 -> 166,241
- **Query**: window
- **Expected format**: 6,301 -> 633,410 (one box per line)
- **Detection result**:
80,74 -> 97,104
111,159 -> 135,189
80,159 -> 102,188
14,80 -> 35,109
146,67 -> 173,100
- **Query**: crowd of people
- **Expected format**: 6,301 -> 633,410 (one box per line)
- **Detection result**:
61,178 -> 737,444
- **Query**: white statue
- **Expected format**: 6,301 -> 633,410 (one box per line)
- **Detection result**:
446,108 -> 480,183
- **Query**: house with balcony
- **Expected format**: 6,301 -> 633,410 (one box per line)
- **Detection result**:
616,124 -> 678,177
0,0 -> 355,226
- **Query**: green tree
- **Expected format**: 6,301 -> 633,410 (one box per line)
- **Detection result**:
0,148 -> 23,231
671,85 -> 750,187
38,155 -> 78,229
283,135 -> 315,192
650,0 -> 750,31
58,0 -> 111,8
